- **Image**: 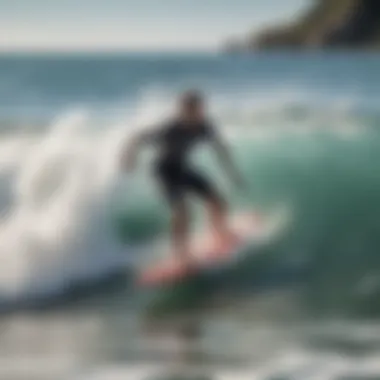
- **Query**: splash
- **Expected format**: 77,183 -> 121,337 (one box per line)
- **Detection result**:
0,108 -> 146,304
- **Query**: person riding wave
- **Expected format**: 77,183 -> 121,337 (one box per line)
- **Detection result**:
123,90 -> 244,267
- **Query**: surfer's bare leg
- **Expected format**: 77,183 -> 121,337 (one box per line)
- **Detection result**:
207,196 -> 236,248
171,200 -> 191,263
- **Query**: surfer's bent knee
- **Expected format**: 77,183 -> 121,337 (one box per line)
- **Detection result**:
208,193 -> 227,212
171,200 -> 188,220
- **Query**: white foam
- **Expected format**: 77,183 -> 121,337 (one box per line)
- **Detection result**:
0,108 -> 144,302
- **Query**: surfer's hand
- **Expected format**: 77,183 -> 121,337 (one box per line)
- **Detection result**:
125,157 -> 136,172
121,152 -> 136,172
235,174 -> 247,191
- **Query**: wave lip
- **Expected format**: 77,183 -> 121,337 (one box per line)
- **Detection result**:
0,110 -> 139,310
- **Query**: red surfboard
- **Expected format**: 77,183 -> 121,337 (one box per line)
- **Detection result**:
138,212 -> 266,287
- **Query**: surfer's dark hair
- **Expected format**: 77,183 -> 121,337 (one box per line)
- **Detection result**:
181,90 -> 204,108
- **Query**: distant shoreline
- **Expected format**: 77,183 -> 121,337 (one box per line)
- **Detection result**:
2,50 -> 380,60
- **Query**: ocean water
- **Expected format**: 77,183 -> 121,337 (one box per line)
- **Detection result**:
1,52 -> 380,380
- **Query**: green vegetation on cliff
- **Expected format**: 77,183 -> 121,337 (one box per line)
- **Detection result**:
245,0 -> 380,50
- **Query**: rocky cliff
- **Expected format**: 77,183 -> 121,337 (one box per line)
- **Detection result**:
245,0 -> 380,50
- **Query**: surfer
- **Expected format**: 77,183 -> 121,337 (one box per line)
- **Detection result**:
123,90 -> 243,265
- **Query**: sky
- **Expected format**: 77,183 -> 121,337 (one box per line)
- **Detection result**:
0,0 -> 308,52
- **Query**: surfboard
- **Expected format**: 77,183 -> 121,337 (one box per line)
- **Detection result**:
137,212 -> 269,287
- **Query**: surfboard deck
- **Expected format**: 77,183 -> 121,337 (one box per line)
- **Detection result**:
137,212 -> 266,287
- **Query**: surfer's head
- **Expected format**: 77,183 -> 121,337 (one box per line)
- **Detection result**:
178,90 -> 205,124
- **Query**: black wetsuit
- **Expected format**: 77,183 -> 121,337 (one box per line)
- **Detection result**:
144,119 -> 219,205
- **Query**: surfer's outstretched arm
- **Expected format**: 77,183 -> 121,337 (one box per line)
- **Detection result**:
211,137 -> 244,188
121,130 -> 156,172
121,133 -> 143,172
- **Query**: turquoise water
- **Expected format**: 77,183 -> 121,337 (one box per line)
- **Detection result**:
0,52 -> 380,379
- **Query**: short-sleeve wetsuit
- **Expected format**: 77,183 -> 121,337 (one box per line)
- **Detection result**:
143,118 -> 219,205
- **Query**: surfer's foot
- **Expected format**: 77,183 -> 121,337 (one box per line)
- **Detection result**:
172,250 -> 196,271
212,231 -> 240,256
178,256 -> 197,274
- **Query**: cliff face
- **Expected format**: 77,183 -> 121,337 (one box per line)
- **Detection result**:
251,0 -> 380,50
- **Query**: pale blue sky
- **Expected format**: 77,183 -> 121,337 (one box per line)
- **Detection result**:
0,0 -> 309,51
